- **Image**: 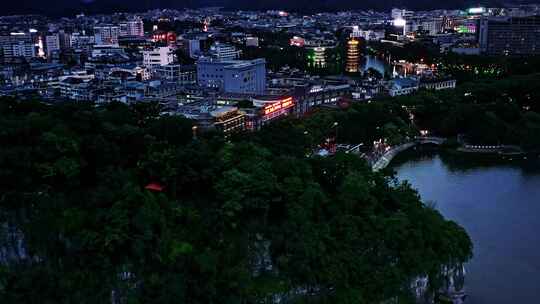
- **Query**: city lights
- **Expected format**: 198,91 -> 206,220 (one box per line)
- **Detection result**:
313,47 -> 326,67
393,18 -> 406,27
468,7 -> 486,14
290,36 -> 305,47
263,97 -> 294,115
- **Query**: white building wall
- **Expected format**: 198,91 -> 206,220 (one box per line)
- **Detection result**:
143,47 -> 174,69
197,59 -> 266,94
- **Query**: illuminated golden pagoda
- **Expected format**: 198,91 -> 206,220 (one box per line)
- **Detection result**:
345,38 -> 360,73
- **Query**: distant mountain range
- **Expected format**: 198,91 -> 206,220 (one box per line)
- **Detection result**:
2,0 -> 535,16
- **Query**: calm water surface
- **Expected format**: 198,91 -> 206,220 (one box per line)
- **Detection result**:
392,151 -> 540,304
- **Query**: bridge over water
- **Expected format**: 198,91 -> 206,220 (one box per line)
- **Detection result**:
371,137 -> 446,172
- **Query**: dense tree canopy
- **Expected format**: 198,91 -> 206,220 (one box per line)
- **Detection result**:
0,98 -> 471,303
388,74 -> 540,148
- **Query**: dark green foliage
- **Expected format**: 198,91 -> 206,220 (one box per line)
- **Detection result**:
0,98 -> 471,303
390,74 -> 540,148
438,54 -> 540,83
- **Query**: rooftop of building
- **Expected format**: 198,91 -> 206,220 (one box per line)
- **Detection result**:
391,77 -> 419,88
210,106 -> 240,118
197,57 -> 265,66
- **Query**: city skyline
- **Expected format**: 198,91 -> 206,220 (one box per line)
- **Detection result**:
4,0 -> 540,16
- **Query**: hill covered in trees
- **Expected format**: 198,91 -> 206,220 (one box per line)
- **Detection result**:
389,73 -> 540,149
0,98 -> 472,303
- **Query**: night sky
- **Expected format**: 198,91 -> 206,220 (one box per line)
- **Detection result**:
1,0 -> 530,16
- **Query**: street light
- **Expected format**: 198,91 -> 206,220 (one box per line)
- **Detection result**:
192,125 -> 198,140
333,122 -> 339,144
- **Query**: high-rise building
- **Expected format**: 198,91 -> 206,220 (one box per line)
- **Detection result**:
392,8 -> 413,35
45,34 -> 60,57
94,25 -> 120,46
0,32 -> 36,59
479,16 -> 540,55
186,39 -> 201,58
58,30 -> 72,49
391,8 -> 414,20
197,58 -> 266,94
345,38 -> 360,73
143,46 -> 174,69
120,18 -> 144,37
70,33 -> 94,51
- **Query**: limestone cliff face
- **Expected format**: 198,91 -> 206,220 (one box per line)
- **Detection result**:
411,264 -> 467,304
0,222 -> 29,266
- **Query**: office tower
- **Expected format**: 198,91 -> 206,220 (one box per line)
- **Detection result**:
479,16 -> 540,55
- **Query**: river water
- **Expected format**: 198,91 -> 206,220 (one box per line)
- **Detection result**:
391,149 -> 540,304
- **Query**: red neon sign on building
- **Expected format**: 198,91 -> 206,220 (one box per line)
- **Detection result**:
263,97 -> 294,115
152,31 -> 177,45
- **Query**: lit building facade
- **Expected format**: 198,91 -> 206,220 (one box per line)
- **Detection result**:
352,28 -> 385,41
197,58 -> 266,94
245,37 -> 259,47
245,95 -> 295,129
119,18 -> 144,37
94,25 -> 120,46
290,36 -> 305,47
388,78 -> 419,96
70,33 -> 94,51
58,75 -> 96,101
419,78 -> 456,91
45,34 -> 60,57
391,8 -> 414,20
293,82 -> 351,115
185,39 -> 201,58
210,106 -> 246,136
152,31 -> 177,45
208,42 -> 241,61
345,38 -> 360,73
479,16 -> 540,55
143,46 -> 174,69
0,33 -> 36,59
307,47 -> 327,68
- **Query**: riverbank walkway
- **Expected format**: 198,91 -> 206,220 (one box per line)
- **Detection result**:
457,144 -> 523,155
